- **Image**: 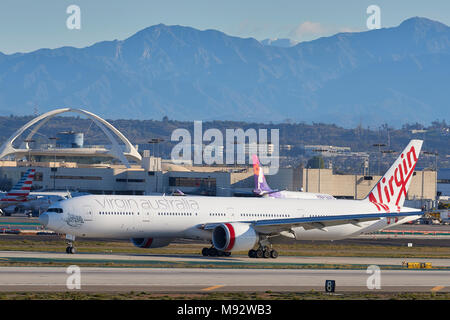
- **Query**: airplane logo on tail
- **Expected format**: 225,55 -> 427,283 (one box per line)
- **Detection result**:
1,169 -> 35,205
366,140 -> 422,212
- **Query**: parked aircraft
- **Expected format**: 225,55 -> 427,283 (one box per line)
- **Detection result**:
13,191 -> 72,217
0,168 -> 35,216
252,154 -> 335,200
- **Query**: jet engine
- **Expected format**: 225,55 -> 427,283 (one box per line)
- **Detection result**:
212,223 -> 258,252
131,237 -> 173,248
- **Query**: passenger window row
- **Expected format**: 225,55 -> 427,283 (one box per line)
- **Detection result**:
99,211 -> 135,215
241,213 -> 290,218
158,212 -> 193,216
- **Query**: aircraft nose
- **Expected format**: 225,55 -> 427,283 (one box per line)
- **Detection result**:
39,213 -> 49,227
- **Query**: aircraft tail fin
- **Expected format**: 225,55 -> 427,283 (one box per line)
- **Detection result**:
7,168 -> 35,200
364,140 -> 423,209
252,154 -> 273,196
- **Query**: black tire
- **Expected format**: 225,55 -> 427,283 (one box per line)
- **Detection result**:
66,246 -> 70,254
69,247 -> 76,254
202,248 -> 209,256
270,250 -> 279,259
248,249 -> 256,258
263,250 -> 270,258
256,249 -> 263,258
224,252 -> 231,257
208,247 -> 218,256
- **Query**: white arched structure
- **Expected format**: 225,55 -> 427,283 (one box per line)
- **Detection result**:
0,108 -> 141,168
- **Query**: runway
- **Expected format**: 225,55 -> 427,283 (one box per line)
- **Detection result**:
0,250 -> 449,293
0,266 -> 449,293
2,250 -> 450,268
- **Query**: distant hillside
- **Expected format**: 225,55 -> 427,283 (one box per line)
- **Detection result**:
0,116 -> 448,169
0,17 -> 449,127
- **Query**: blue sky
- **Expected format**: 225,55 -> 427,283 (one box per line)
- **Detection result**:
1,0 -> 450,54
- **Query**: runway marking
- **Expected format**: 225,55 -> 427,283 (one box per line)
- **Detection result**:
431,286 -> 445,292
201,285 -> 224,291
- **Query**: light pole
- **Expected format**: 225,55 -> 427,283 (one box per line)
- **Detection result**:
381,149 -> 396,169
49,137 -> 58,190
372,143 -> 386,176
148,138 -> 165,158
423,151 -> 438,201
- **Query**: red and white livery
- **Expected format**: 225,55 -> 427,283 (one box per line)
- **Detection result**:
39,141 -> 424,258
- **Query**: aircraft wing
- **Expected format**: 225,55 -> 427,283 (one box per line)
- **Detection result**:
199,211 -> 423,235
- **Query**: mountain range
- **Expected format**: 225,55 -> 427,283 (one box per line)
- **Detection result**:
0,17 -> 449,127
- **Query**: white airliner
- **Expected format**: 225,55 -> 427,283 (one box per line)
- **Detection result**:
12,191 -> 71,216
39,140 -> 424,257
252,154 -> 335,200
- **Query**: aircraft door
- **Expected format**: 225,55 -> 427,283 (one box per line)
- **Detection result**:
142,211 -> 150,223
82,205 -> 94,221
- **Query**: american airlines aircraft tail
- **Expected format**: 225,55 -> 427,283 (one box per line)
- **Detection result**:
363,139 -> 423,211
0,168 -> 35,210
39,141 -> 423,258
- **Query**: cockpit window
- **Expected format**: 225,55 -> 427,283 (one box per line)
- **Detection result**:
47,208 -> 63,213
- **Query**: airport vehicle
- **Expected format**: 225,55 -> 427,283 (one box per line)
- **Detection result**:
441,210 -> 450,224
252,154 -> 335,200
40,140 -> 424,257
0,169 -> 35,216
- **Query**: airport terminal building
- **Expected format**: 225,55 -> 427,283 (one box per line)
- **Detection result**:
0,108 -> 438,204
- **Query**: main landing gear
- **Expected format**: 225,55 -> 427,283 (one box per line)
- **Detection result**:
248,246 -> 278,259
248,237 -> 278,259
65,234 -> 76,254
201,246 -> 231,257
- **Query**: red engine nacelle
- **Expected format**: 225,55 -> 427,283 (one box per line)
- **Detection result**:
212,222 -> 258,252
131,237 -> 173,248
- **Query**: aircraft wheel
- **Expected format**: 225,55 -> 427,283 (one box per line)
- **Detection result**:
248,249 -> 256,258
202,248 -> 209,256
66,246 -> 75,254
255,248 -> 263,258
207,247 -> 218,256
270,250 -> 279,259
224,251 -> 231,257
263,249 -> 271,259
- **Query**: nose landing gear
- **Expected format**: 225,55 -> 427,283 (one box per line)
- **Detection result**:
66,245 -> 76,254
65,234 -> 76,254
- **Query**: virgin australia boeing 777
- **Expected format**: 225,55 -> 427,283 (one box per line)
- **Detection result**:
39,140 -> 424,258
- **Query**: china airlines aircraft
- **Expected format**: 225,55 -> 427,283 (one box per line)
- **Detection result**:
39,140 -> 423,258
0,168 -> 35,215
252,154 -> 335,200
